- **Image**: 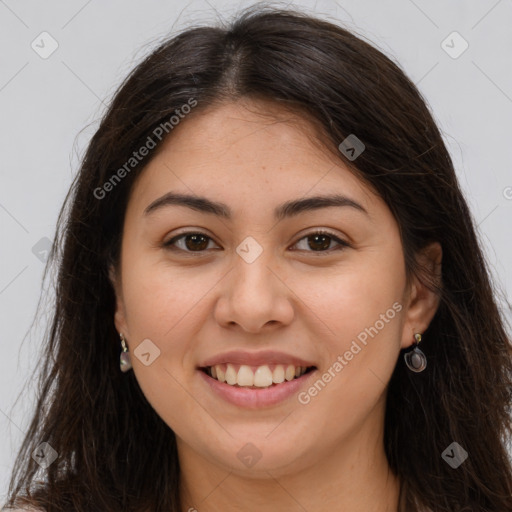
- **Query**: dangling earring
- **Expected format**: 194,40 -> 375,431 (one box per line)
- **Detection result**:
119,333 -> 132,373
404,333 -> 427,372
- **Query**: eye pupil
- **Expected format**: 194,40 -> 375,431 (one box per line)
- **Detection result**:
308,234 -> 331,251
185,234 -> 209,251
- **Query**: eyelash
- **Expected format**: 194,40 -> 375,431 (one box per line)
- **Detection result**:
162,230 -> 350,256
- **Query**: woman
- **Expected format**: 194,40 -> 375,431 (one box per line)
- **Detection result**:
3,4 -> 512,512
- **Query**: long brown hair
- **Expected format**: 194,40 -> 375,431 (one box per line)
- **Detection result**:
4,4 -> 512,511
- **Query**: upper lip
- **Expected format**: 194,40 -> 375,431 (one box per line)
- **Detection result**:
199,350 -> 317,368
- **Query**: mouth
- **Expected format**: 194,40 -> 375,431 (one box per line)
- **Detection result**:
199,363 -> 317,389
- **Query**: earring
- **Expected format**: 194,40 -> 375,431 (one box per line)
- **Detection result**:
404,333 -> 427,372
119,333 -> 132,373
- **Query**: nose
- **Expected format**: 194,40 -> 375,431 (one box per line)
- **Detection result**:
213,247 -> 295,334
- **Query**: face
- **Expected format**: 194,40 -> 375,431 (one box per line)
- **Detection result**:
111,99 -> 438,478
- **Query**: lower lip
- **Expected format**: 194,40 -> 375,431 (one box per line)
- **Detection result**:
198,368 -> 317,409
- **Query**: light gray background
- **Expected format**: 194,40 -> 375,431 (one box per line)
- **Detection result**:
1,0 -> 511,500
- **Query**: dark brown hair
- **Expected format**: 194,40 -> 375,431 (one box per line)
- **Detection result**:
4,4 -> 512,511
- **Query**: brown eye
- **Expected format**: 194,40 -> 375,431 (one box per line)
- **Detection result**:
163,232 -> 217,252
163,230 -> 349,255
292,230 -> 350,253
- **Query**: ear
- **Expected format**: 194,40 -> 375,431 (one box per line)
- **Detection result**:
109,264 -> 130,340
400,242 -> 442,349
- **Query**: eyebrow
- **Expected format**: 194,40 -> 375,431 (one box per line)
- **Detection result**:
143,191 -> 368,221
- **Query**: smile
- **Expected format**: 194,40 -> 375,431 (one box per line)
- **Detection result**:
201,363 -> 315,388
198,364 -> 318,409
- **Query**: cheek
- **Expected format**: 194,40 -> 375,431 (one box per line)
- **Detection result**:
121,245 -> 207,342
119,257 -> 209,427
292,297 -> 404,440
296,246 -> 406,345
292,241 -> 406,401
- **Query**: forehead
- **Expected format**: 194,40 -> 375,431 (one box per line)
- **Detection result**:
128,99 -> 376,215
157,99 -> 338,166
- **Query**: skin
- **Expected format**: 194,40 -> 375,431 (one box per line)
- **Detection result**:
110,98 -> 442,512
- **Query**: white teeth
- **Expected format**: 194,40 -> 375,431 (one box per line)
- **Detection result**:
237,365 -> 254,386
208,363 -> 310,387
285,365 -> 296,381
216,366 -> 225,383
272,365 -> 285,383
254,366 -> 273,387
225,363 -> 237,385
